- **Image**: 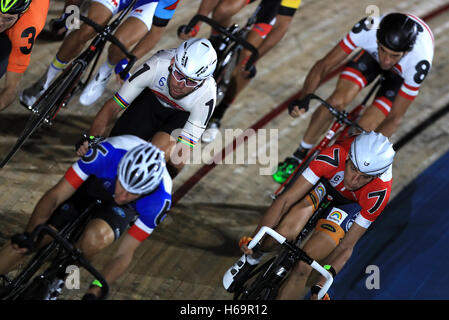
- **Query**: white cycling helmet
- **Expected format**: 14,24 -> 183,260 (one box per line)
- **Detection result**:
349,131 -> 395,176
174,38 -> 217,81
117,143 -> 165,195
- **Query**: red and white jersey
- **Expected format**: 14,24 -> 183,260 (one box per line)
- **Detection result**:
339,13 -> 434,101
302,143 -> 393,229
114,49 -> 217,147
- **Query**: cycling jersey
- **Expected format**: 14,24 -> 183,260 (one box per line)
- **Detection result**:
93,0 -> 179,29
113,49 -> 217,147
4,0 -> 49,73
302,143 -> 392,229
339,14 -> 434,101
64,135 -> 173,242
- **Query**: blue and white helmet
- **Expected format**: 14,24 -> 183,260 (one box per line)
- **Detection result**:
117,143 -> 165,194
175,38 -> 217,80
349,131 -> 395,176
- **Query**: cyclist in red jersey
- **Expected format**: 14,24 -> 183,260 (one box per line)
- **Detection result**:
0,0 -> 49,112
274,12 -> 434,184
223,131 -> 395,299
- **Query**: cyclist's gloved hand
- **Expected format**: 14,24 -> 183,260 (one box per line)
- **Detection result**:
75,133 -> 105,157
288,98 -> 310,118
310,284 -> 331,300
115,58 -> 131,82
240,56 -> 257,79
238,236 -> 254,255
11,232 -> 35,253
177,23 -> 200,40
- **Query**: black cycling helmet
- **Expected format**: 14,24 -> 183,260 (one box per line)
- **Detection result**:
376,13 -> 418,52
0,0 -> 31,15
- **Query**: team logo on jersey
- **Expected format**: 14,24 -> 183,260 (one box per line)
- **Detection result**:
327,208 -> 348,225
112,206 -> 126,218
330,171 -> 344,187
364,161 -> 370,166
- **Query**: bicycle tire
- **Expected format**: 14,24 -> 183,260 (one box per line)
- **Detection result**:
214,42 -> 241,106
0,62 -> 84,168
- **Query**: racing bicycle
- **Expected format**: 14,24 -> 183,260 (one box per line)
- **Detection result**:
272,77 -> 383,198
232,222 -> 334,300
0,188 -> 109,300
0,0 -> 138,168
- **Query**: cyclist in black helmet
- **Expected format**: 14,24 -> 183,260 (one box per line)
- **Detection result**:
273,12 -> 434,184
0,0 -> 49,112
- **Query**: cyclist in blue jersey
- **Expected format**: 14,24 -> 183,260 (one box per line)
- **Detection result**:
20,0 -> 182,108
0,135 -> 172,300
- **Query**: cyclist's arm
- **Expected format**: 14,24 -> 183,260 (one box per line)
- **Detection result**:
253,174 -> 314,237
89,97 -> 123,137
24,177 -> 76,233
299,43 -> 349,99
0,71 -> 22,111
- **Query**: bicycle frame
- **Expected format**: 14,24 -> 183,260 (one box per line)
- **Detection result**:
272,78 -> 382,198
0,200 -> 108,300
245,226 -> 333,300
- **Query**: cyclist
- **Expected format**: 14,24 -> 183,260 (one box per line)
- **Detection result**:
20,0 -> 181,108
178,0 -> 302,143
75,38 -> 217,178
223,131 -> 395,299
273,12 -> 434,183
0,135 -> 172,300
0,0 -> 49,112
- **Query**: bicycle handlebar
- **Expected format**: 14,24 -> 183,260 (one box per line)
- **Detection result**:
248,226 -> 333,300
79,15 -> 137,80
29,224 -> 109,300
182,15 -> 259,71
303,93 -> 366,133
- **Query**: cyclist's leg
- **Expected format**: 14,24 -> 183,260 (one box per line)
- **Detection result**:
357,71 -> 403,133
211,0 -> 250,29
79,10 -> 151,106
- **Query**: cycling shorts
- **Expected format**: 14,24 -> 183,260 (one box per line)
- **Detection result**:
48,177 -> 137,241
109,88 -> 190,141
340,50 -> 404,116
305,179 -> 362,245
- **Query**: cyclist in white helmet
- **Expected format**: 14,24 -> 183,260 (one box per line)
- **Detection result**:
0,135 -> 172,300
223,131 -> 395,300
76,38 -> 217,178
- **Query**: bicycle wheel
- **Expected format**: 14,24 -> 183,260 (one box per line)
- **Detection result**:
214,42 -> 240,106
0,62 -> 84,168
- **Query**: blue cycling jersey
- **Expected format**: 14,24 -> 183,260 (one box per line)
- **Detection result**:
65,135 -> 172,241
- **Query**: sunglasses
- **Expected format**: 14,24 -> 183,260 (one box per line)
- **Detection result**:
171,65 -> 202,87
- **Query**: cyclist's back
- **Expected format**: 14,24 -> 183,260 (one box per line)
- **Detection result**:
2,0 -> 49,75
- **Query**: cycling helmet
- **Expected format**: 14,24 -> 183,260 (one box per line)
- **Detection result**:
349,131 -> 395,176
0,0 -> 31,14
117,143 -> 165,195
376,13 -> 418,52
174,38 -> 217,81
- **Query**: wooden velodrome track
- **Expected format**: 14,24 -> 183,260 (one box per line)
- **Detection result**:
0,0 -> 449,300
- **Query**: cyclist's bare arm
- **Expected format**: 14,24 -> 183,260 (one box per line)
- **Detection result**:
74,98 -> 122,157
24,178 -> 76,235
0,71 -> 22,112
241,175 -> 314,255
311,222 -> 367,299
360,94 -> 413,138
